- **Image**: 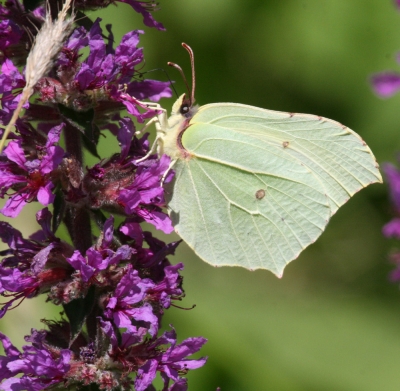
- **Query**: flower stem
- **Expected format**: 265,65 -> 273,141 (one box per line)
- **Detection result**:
63,121 -> 91,253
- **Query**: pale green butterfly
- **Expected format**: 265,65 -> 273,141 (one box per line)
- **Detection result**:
142,43 -> 382,277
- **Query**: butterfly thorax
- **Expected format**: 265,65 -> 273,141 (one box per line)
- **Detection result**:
159,94 -> 198,161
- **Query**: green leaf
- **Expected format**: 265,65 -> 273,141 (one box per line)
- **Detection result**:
58,104 -> 100,158
82,123 -> 101,159
63,286 -> 96,344
52,186 -> 65,234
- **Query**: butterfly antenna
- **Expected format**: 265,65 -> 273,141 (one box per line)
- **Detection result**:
139,67 -> 179,98
167,61 -> 192,105
181,43 -> 195,105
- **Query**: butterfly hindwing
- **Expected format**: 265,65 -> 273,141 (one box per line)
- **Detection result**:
166,112 -> 337,275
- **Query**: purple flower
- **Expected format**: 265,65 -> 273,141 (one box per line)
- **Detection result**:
371,72 -> 400,97
371,44 -> 400,97
380,162 -> 400,281
0,268 -> 38,318
118,153 -> 174,233
144,263 -> 184,309
58,26 -> 89,68
0,210 -> 74,316
84,117 -> 174,233
104,265 -> 159,335
381,163 -> 400,239
67,240 -> 132,282
66,216 -> 133,282
0,92 -> 20,127
389,252 -> 400,282
168,379 -> 189,391
99,321 -> 207,391
383,218 -> 400,238
141,231 -> 181,268
384,163 -> 400,211
134,328 -> 207,391
0,332 -> 20,382
39,20 -> 171,122
157,330 -> 207,385
119,0 -> 166,31
0,59 -> 25,93
0,123 -> 65,217
0,59 -> 26,127
0,20 -> 23,64
0,0 -> 43,66
0,330 -> 72,390
69,0 -> 165,31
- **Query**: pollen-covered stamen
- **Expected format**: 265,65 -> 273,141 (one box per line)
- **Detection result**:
2,170 -> 52,206
0,283 -> 39,317
27,170 -> 48,192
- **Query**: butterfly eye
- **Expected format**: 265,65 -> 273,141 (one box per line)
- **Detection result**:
180,103 -> 190,115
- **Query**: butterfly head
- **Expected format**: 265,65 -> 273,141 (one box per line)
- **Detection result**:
171,93 -> 198,120
168,43 -> 198,120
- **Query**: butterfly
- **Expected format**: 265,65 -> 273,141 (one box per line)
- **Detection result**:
145,43 -> 382,276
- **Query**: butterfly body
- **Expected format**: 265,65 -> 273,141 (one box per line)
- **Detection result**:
158,94 -> 198,160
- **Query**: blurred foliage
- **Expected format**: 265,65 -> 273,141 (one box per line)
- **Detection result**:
3,0 -> 400,390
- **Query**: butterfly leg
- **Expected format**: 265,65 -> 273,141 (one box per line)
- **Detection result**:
134,102 -> 169,163
137,101 -> 169,133
135,135 -> 162,163
134,116 -> 158,136
161,158 -> 177,186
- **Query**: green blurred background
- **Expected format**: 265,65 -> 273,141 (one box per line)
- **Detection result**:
3,0 -> 400,390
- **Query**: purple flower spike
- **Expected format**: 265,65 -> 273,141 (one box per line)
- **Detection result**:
0,3 -> 208,390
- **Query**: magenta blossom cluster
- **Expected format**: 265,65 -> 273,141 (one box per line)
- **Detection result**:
378,162 -> 400,282
0,211 -> 206,390
371,1 -> 400,283
371,2 -> 400,98
0,1 -> 207,390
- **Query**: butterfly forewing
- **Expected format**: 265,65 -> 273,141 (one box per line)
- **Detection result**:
191,103 -> 382,214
